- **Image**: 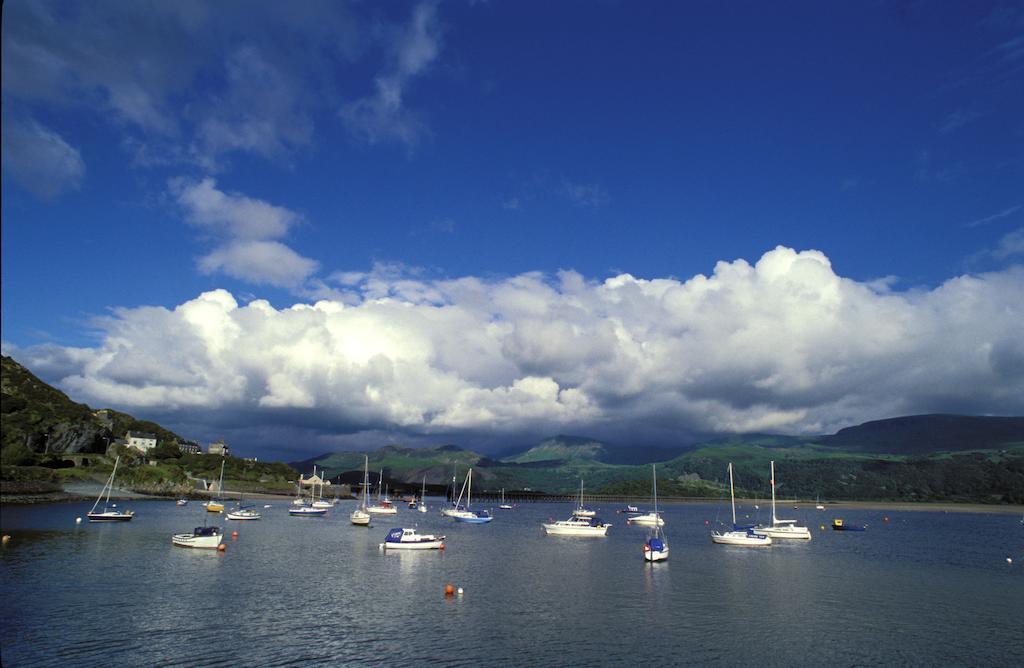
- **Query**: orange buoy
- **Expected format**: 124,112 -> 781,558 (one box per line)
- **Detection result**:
883,517 -> 889,522
232,531 -> 238,539
217,544 -> 226,552
704,520 -> 709,525
439,543 -> 445,550
445,583 -> 454,596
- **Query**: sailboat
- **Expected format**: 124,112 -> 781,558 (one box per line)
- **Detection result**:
289,466 -> 328,516
499,488 -> 513,510
205,460 -> 225,513
351,456 -> 372,526
367,470 -> 398,514
446,469 -> 493,523
815,494 -> 825,511
753,461 -> 811,540
543,479 -> 611,536
87,455 -> 134,522
225,488 -> 261,521
711,463 -> 772,547
417,476 -> 429,513
572,479 -> 596,517
440,467 -> 462,517
643,464 -> 668,562
311,466 -> 335,509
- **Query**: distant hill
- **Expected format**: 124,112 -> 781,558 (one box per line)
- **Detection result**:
504,434 -> 688,465
818,414 -> 1024,455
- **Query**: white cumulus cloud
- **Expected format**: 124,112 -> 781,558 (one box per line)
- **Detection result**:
11,246 -> 1024,454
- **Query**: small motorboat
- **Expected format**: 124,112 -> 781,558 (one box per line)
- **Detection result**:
618,505 -> 641,515
831,518 -> 866,531
176,498 -> 189,507
172,526 -> 223,549
379,527 -> 445,550
542,515 -> 611,536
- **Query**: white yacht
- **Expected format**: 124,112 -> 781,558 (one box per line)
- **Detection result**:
379,527 -> 445,550
543,514 -> 611,536
351,455 -> 372,526
172,526 -> 223,549
752,461 -> 811,540
711,463 -> 772,547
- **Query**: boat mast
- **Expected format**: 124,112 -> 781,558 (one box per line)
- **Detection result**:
652,464 -> 659,534
467,468 -> 473,509
728,463 -> 737,526
106,455 -> 119,508
770,460 -> 777,525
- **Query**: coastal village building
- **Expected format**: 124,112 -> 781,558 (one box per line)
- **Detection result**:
125,431 -> 157,453
177,440 -> 201,455
208,439 -> 230,457
299,472 -> 330,489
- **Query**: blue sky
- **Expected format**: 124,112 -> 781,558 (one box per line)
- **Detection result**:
3,1 -> 1023,459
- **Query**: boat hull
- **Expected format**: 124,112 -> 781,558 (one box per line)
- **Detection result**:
626,513 -> 665,527
205,502 -> 224,513
289,507 -> 328,517
542,523 -> 609,536
87,512 -> 134,522
367,506 -> 398,515
643,546 -> 669,562
452,514 -> 493,523
752,525 -> 811,540
711,531 -> 772,546
172,533 -> 223,549
225,511 -> 261,520
380,539 -> 444,550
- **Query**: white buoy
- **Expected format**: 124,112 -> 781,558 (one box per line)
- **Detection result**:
75,517 -> 82,524
1007,557 -> 1013,564
457,587 -> 464,596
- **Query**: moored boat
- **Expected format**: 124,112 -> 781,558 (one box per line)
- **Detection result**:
543,515 -> 611,536
752,461 -> 811,540
289,504 -> 328,517
711,463 -> 772,547
831,518 -> 866,531
176,498 -> 189,506
643,464 -> 668,562
446,468 -> 493,523
172,526 -> 223,549
351,455 -> 372,526
87,456 -> 134,522
226,506 -> 261,521
627,512 -> 665,527
379,527 -> 445,550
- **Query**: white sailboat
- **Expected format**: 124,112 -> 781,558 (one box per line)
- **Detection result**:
643,464 -> 668,562
351,456 -> 372,526
225,489 -> 261,521
572,479 -> 596,517
499,488 -> 513,510
367,470 -> 398,514
417,476 -> 429,513
440,467 -> 462,518
87,455 -> 134,522
753,461 -> 811,540
446,468 -> 492,523
311,466 -> 335,509
711,463 -> 772,547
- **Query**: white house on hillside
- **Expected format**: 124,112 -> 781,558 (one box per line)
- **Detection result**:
208,439 -> 230,456
125,431 -> 157,453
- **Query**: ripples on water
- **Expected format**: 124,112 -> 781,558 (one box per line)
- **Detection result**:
1,500 -> 1022,666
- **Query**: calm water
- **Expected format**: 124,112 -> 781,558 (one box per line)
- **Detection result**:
1,499 -> 1022,667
